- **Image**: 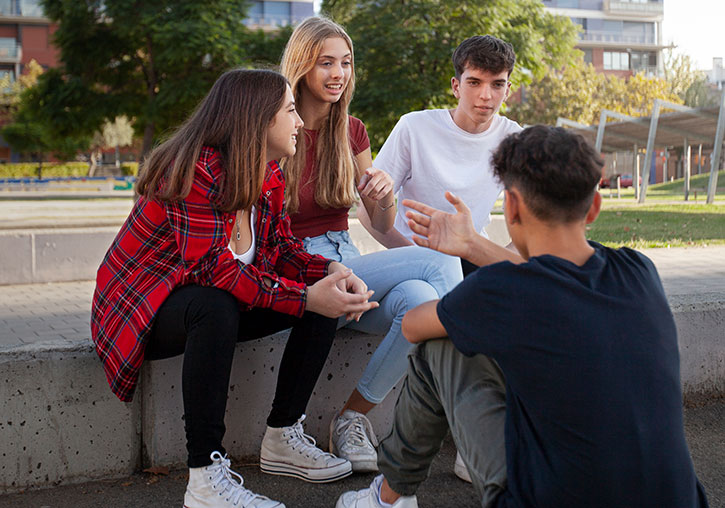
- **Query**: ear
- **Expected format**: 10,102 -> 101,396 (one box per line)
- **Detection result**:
504,82 -> 512,101
503,188 -> 521,226
585,191 -> 602,224
451,76 -> 460,99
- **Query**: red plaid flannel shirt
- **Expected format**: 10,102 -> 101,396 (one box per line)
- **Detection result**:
91,147 -> 331,402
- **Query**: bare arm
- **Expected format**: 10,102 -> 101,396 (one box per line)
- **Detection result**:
355,148 -> 395,234
401,300 -> 447,343
403,191 -> 524,266
356,204 -> 413,248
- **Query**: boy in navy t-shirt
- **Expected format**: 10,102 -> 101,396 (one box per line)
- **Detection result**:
335,125 -> 708,508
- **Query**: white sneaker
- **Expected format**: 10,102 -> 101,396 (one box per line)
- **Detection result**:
184,451 -> 284,508
329,410 -> 379,472
454,451 -> 472,483
260,414 -> 352,483
336,474 -> 418,508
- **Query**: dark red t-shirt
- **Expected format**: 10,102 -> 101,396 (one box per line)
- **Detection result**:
290,116 -> 370,239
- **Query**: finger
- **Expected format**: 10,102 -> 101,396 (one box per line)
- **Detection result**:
445,191 -> 471,214
326,269 -> 352,283
357,172 -> 372,191
405,210 -> 431,228
408,219 -> 432,237
401,198 -> 437,217
411,234 -> 430,248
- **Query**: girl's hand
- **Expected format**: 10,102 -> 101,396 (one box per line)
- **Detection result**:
358,167 -> 394,202
306,270 -> 378,319
328,262 -> 370,321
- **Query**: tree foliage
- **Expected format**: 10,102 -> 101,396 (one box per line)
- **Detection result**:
323,0 -> 581,149
508,59 -> 683,127
36,0 -> 248,157
664,50 -> 719,108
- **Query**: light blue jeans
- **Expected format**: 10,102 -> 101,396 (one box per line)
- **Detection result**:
302,230 -> 463,404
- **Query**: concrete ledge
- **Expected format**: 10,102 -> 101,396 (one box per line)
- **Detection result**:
1,292 -> 722,493
0,344 -> 141,493
0,228 -> 119,285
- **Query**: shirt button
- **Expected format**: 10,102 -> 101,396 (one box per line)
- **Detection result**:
228,219 -> 233,223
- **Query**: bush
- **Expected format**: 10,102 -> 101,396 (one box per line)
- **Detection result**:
0,162 -> 89,178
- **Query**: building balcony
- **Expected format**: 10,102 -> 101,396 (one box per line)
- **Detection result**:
604,0 -> 664,17
0,38 -> 20,63
579,30 -> 657,46
0,0 -> 48,22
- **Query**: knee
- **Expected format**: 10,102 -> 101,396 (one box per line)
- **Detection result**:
185,286 -> 240,333
389,280 -> 439,317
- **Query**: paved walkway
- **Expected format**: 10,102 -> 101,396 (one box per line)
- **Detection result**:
1,246 -> 724,353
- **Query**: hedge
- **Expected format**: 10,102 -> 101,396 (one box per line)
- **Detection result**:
0,162 -> 139,178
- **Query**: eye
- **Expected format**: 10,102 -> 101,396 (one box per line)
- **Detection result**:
342,61 -> 352,66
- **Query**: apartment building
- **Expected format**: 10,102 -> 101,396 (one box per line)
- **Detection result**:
244,0 -> 314,29
0,0 -> 57,83
543,0 -> 666,77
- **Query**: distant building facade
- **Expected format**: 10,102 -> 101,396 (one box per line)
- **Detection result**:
542,0 -> 666,77
244,0 -> 314,29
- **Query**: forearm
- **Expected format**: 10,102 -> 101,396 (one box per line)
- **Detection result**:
401,299 -> 447,343
464,234 -> 524,267
363,193 -> 395,234
357,205 -> 412,248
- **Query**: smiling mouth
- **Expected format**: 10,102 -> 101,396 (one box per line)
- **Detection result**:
325,83 -> 343,91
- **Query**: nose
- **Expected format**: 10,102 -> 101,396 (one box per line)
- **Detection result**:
330,62 -> 344,79
480,84 -> 492,101
295,111 -> 304,129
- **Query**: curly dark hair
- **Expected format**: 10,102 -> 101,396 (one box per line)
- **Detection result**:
452,35 -> 516,79
491,125 -> 604,223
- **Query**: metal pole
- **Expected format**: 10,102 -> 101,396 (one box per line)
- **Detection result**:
707,91 -> 725,204
595,110 -> 607,153
697,144 -> 703,174
639,100 -> 662,203
634,144 -> 640,201
684,138 -> 691,201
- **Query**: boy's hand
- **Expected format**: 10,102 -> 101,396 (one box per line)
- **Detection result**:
403,192 -> 477,258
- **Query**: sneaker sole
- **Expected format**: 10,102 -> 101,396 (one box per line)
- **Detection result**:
350,459 -> 378,473
260,458 -> 352,483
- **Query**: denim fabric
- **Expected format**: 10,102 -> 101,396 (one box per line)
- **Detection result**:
301,231 -> 463,403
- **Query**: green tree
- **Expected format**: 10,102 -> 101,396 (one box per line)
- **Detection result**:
37,0 -> 248,157
327,0 -> 581,148
509,59 -> 683,126
664,50 -> 719,108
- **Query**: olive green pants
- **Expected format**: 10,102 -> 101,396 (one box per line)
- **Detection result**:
377,338 -> 507,507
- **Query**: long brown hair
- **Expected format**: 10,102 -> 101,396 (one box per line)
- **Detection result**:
280,16 -> 357,213
136,69 -> 289,213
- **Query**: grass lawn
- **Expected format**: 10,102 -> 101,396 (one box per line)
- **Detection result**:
587,204 -> 725,248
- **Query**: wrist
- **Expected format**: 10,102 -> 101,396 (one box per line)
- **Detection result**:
377,194 -> 395,212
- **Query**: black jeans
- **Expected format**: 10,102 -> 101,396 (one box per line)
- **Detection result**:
146,284 -> 338,467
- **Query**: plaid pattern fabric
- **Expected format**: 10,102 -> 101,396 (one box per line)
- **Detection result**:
91,147 -> 331,402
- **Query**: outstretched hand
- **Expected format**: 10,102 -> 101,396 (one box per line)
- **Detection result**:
402,191 -> 477,258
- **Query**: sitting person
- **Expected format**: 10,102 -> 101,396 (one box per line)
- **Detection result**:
336,125 -> 709,508
279,16 -> 462,473
91,69 -> 378,508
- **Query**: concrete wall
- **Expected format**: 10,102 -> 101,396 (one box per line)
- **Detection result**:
0,228 -> 118,285
0,345 -> 141,492
141,329 -> 398,468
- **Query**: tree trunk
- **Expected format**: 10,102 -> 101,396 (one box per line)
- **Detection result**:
115,145 -> 121,169
141,121 -> 155,161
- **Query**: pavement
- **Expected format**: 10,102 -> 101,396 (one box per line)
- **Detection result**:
0,197 -> 724,506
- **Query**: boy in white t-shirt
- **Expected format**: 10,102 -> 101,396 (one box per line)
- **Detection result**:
359,35 -> 522,276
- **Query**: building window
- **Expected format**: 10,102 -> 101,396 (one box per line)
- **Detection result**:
603,51 -> 629,70
245,1 -> 291,27
19,0 -> 43,17
582,48 -> 593,64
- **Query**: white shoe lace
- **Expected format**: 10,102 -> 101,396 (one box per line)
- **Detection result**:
208,451 -> 262,506
337,413 -> 377,449
284,415 -> 336,461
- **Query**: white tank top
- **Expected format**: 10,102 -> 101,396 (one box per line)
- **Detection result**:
227,206 -> 256,265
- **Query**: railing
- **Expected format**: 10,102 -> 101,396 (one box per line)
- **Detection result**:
0,38 -> 19,59
580,30 -> 656,45
604,0 -> 664,15
0,0 -> 45,18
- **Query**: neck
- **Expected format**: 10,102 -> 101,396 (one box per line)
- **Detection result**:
449,108 -> 494,134
520,222 -> 594,267
299,90 -> 333,131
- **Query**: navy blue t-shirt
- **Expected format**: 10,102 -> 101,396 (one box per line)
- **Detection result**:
437,242 -> 708,508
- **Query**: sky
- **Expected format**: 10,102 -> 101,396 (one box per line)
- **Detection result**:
662,0 -> 724,70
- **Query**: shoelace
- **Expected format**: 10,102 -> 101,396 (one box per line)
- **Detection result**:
208,451 -> 261,506
338,414 -> 379,448
284,415 -> 335,460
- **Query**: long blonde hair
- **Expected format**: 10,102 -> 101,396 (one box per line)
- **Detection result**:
280,16 -> 357,213
136,69 -> 288,213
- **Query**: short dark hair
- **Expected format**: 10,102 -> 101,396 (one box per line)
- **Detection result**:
491,125 -> 604,223
452,35 -> 516,79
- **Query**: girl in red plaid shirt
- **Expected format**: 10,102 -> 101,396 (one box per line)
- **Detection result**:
92,69 -> 378,508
